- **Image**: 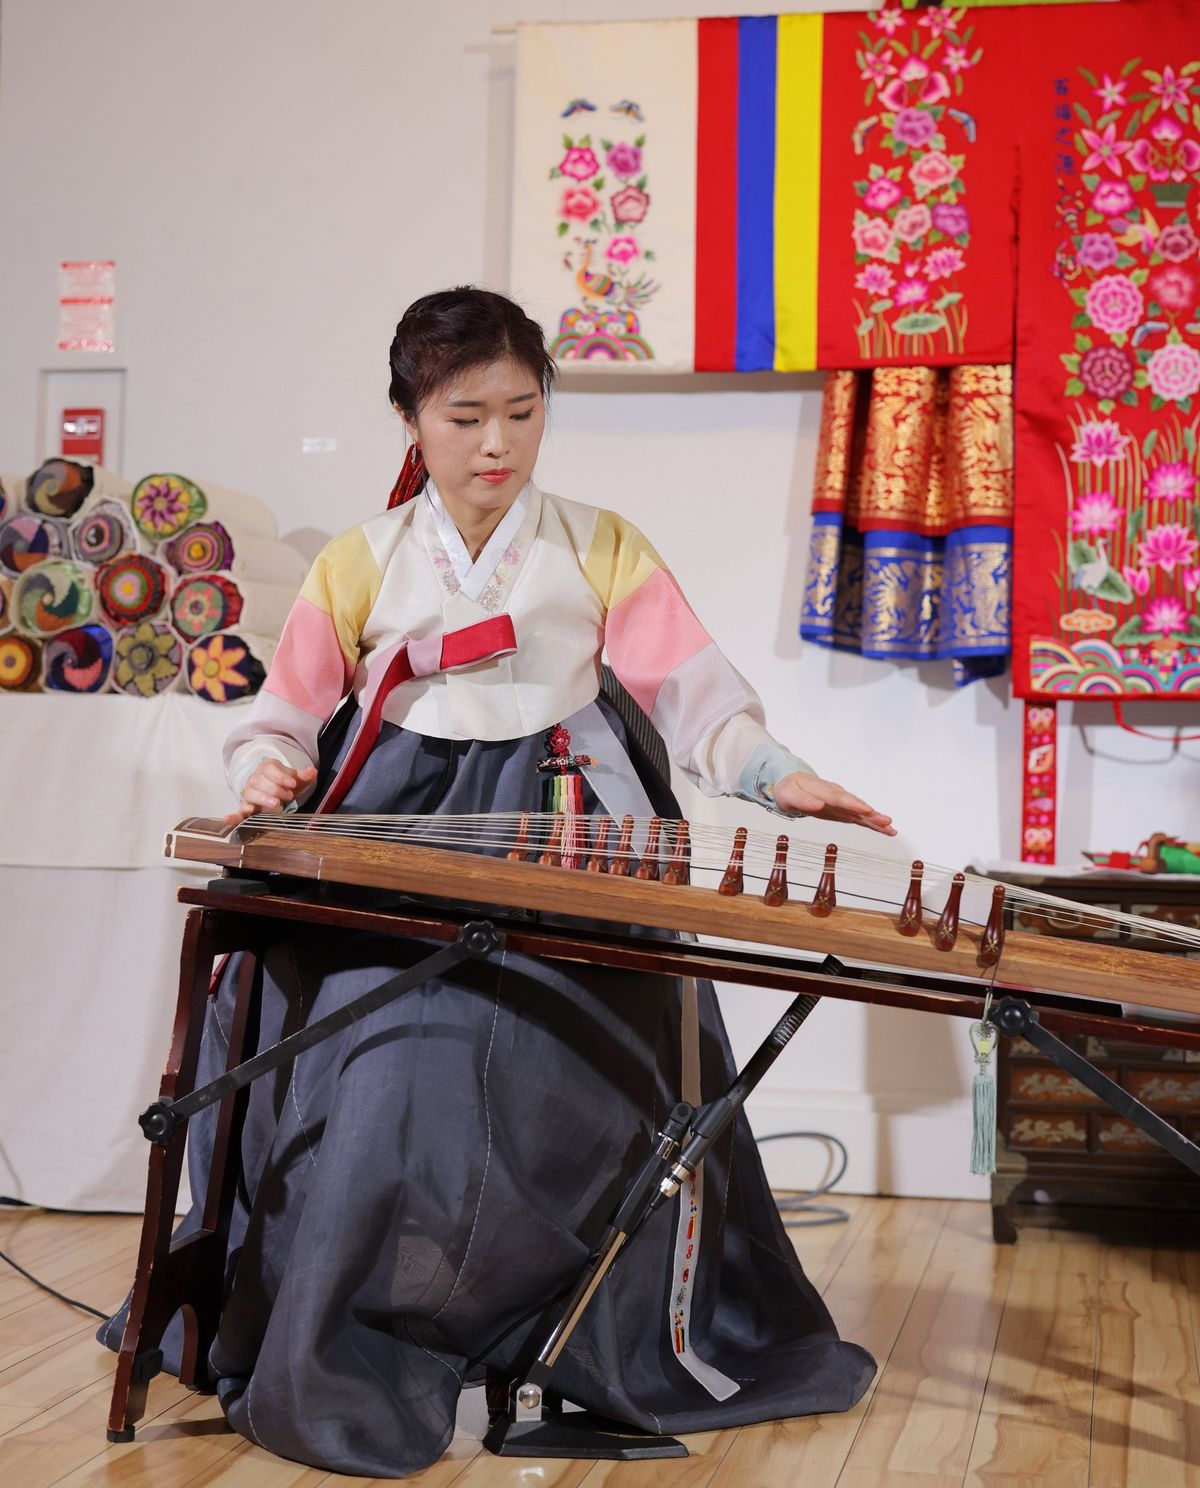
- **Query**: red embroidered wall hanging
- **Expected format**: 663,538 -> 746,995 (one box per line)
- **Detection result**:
1012,0 -> 1200,701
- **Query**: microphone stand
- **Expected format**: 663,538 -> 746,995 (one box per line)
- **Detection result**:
482,960 -> 836,1461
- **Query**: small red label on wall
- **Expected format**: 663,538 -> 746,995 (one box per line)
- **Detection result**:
62,408 -> 105,464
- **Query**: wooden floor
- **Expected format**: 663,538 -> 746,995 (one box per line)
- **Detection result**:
2,1197 -> 1199,1487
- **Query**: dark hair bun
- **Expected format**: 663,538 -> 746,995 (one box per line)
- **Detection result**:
388,287 -> 557,418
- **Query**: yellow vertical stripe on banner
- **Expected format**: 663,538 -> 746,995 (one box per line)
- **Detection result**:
774,15 -> 823,371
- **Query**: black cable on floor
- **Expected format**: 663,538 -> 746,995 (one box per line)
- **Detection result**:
0,1247 -> 110,1321
757,1131 -> 851,1227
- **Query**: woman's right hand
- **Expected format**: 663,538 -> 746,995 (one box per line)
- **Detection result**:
224,761 -> 319,826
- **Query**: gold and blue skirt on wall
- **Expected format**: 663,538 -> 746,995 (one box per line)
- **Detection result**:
801,366 -> 1014,685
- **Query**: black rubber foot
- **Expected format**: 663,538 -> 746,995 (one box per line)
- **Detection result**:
483,1409 -> 687,1461
107,1426 -> 135,1443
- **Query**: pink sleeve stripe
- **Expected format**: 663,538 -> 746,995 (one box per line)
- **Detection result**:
604,566 -> 712,718
262,594 -> 352,717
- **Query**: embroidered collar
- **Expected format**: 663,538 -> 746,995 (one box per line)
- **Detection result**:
422,480 -> 537,613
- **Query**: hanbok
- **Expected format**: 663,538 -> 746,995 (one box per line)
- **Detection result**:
101,482 -> 875,1477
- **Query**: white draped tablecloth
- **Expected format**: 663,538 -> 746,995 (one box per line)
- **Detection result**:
0,694 -> 239,1212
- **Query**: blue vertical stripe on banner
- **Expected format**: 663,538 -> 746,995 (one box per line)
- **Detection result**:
735,15 -> 776,372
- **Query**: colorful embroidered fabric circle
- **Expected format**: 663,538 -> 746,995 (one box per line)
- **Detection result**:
170,574 -> 244,639
131,474 -> 207,540
0,575 -> 10,630
112,621 -> 183,697
0,635 -> 41,692
70,500 -> 136,565
44,625 -> 114,693
26,459 -> 95,520
12,561 -> 94,637
96,555 -> 170,627
0,515 -> 66,575
188,633 -> 265,703
162,521 -> 234,575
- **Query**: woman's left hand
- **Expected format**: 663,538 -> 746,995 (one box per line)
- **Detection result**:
771,772 -> 896,836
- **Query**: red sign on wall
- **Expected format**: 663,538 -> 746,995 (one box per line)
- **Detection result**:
61,408 -> 105,464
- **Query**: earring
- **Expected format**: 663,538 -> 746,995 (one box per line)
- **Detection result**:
388,441 -> 427,508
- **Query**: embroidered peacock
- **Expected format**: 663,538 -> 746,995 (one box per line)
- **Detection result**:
572,239 -> 658,313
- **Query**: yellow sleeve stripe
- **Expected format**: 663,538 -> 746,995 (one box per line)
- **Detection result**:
582,510 -> 667,614
298,525 -> 382,668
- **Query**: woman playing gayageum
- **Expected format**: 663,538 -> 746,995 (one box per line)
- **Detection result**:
103,287 -> 893,1477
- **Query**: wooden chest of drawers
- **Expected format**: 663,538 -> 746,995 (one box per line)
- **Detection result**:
987,871 -> 1200,1242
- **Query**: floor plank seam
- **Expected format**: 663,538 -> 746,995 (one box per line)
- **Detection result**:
42,1381 -> 230,1488
960,1240 -> 1019,1488
832,1199 -> 955,1488
1086,1254 -> 1102,1488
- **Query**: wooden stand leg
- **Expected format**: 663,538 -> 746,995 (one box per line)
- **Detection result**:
107,914 -> 259,1442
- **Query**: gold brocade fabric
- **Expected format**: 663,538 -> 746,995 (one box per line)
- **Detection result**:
801,365 -> 1014,681
816,366 -> 1013,533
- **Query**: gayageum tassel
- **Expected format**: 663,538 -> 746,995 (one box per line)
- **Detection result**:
968,1019 -> 998,1177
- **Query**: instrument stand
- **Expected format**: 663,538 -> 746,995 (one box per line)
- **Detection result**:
135,921 -> 501,1147
107,919 -> 501,1443
483,968 -> 832,1461
992,997 -> 1200,1178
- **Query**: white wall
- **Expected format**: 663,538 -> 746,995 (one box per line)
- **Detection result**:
2,0 -> 1196,1201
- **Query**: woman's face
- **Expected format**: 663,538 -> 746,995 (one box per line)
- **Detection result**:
405,357 -> 546,517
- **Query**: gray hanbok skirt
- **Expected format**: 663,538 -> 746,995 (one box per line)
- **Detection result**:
100,700 -> 874,1476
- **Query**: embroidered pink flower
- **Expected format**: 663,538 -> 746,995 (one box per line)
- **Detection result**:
1081,123 -> 1132,177
920,72 -> 951,106
945,46 -> 972,76
1071,490 -> 1122,535
878,77 -> 908,112
1146,461 -> 1197,504
1129,122 -> 1200,183
893,204 -> 932,244
864,177 -> 903,210
1070,418 -> 1132,466
1091,180 -> 1135,216
894,278 -> 930,307
925,245 -> 965,280
610,184 -> 650,224
1186,566 -> 1200,594
855,264 -> 895,295
1084,274 -> 1145,335
1155,222 -> 1199,263
560,146 -> 600,181
1149,65 -> 1192,112
1138,522 -> 1199,572
605,142 -> 642,178
1147,343 -> 1200,403
1122,564 -> 1152,596
1094,73 -> 1127,110
1077,233 -> 1119,272
860,49 -> 896,86
1080,345 -> 1135,400
873,7 -> 905,36
853,216 -> 896,259
898,57 -> 929,84
917,10 -> 953,35
893,108 -> 937,148
931,202 -> 970,236
1144,596 -> 1191,636
1071,494 -> 1125,535
909,150 -> 957,197
1151,265 -> 1197,312
560,186 -> 600,221
605,234 -> 640,264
